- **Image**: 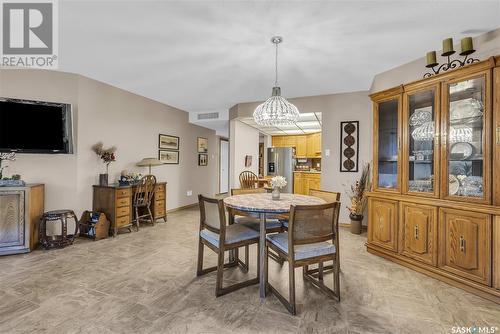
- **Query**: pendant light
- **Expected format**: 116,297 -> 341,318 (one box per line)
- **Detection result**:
253,36 -> 300,126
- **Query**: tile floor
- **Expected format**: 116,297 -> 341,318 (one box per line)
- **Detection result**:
0,207 -> 499,333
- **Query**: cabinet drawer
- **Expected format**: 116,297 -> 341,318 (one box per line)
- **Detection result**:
116,215 -> 130,228
154,200 -> 164,211
116,206 -> 130,217
155,206 -> 166,217
116,188 -> 131,198
116,197 -> 130,207
400,203 -> 437,266
439,208 -> 491,285
156,184 -> 165,192
155,191 -> 165,200
368,198 -> 398,252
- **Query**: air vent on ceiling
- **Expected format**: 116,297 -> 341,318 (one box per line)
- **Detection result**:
197,112 -> 219,120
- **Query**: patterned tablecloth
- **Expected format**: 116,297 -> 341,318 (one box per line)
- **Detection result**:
223,193 -> 325,214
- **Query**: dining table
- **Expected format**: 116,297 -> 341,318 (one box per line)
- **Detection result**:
223,192 -> 326,299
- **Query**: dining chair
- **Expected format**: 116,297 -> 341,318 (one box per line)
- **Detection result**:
132,175 -> 157,231
197,195 -> 260,297
303,189 -> 341,279
265,202 -> 341,315
229,188 -> 284,267
239,171 -> 258,189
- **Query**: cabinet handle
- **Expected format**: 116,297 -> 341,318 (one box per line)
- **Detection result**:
459,236 -> 466,253
414,225 -> 419,240
497,127 -> 500,145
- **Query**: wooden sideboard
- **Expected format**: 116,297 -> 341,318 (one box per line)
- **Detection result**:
0,184 -> 44,255
92,182 -> 166,236
367,56 -> 500,304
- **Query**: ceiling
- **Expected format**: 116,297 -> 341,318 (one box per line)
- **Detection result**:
240,112 -> 322,135
58,1 -> 499,125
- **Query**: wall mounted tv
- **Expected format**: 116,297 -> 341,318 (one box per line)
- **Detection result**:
0,98 -> 73,154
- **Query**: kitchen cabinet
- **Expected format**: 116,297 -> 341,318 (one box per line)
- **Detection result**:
295,135 -> 307,157
368,198 -> 398,252
293,172 -> 321,195
272,133 -> 321,158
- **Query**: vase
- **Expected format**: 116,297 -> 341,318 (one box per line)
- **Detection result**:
350,214 -> 363,235
272,187 -> 280,200
99,173 -> 109,186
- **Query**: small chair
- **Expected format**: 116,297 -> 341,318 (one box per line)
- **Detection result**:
197,195 -> 260,297
239,171 -> 258,189
266,202 -> 341,315
132,175 -> 157,231
39,210 -> 79,249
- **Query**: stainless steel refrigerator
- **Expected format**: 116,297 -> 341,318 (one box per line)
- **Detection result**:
267,147 -> 295,193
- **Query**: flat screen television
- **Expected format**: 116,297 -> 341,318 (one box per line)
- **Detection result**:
0,98 -> 73,154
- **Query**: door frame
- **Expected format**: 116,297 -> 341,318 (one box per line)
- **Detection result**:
219,137 -> 229,194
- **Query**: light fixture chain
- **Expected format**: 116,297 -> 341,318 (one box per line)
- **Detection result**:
275,41 -> 278,87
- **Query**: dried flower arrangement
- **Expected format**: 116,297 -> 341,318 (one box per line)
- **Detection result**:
91,142 -> 116,174
346,163 -> 371,219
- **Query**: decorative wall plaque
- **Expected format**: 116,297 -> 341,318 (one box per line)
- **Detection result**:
340,121 -> 359,172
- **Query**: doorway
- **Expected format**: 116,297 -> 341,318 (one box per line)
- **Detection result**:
219,138 -> 229,194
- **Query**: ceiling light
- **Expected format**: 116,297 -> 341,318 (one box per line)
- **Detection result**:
253,36 -> 300,126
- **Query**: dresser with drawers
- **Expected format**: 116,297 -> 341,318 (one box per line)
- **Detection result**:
92,182 -> 167,236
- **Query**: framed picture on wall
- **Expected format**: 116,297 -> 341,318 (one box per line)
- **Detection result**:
159,149 -> 179,164
159,134 -> 179,150
198,153 -> 208,166
245,155 -> 252,167
197,137 -> 208,153
340,121 -> 359,172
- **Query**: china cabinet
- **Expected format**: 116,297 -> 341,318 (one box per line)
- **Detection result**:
367,56 -> 500,304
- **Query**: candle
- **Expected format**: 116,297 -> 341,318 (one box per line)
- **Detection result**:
442,38 -> 455,56
426,51 -> 438,68
460,37 -> 475,56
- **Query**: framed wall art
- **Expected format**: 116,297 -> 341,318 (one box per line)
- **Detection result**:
198,153 -> 208,166
159,149 -> 179,164
340,121 -> 359,172
159,134 -> 179,150
197,137 -> 208,153
245,155 -> 252,167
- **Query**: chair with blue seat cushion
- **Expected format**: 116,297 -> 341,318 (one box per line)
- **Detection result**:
229,188 -> 285,266
265,201 -> 341,315
196,195 -> 260,297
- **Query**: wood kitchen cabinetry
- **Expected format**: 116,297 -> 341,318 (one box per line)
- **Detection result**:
293,172 -> 321,195
272,133 -> 321,158
367,56 -> 500,304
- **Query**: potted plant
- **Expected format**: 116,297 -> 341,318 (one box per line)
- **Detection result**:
92,142 -> 116,186
346,163 -> 371,234
270,175 -> 287,200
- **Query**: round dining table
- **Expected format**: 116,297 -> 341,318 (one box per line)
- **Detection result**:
223,192 -> 325,299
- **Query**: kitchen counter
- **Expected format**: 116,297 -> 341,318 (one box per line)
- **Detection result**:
294,170 -> 322,174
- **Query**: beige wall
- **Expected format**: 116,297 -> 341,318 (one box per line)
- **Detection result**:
371,28 -> 500,93
0,68 -> 218,216
229,119 -> 259,189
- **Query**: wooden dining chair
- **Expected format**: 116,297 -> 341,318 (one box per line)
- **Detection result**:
305,189 -> 341,279
239,171 -> 258,189
197,195 -> 260,297
132,175 -> 157,231
266,202 -> 341,315
229,188 -> 284,267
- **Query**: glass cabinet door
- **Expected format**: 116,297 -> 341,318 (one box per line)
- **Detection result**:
406,87 -> 438,196
375,98 -> 400,191
444,74 -> 490,202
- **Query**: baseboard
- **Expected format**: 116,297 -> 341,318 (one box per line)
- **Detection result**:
167,203 -> 198,213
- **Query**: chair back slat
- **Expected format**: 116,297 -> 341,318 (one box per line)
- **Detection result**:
289,202 -> 340,246
308,189 -> 341,202
134,175 -> 157,206
239,171 -> 258,189
198,195 -> 225,235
